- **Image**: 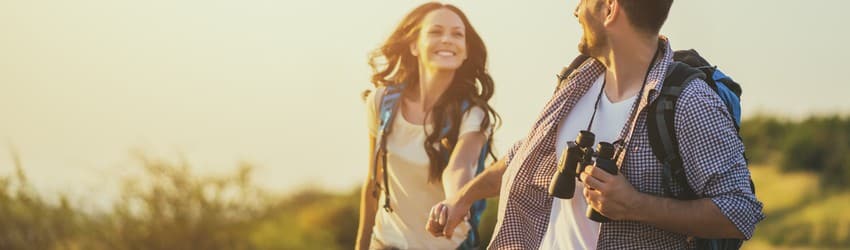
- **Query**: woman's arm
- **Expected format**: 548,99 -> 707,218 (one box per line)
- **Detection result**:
441,132 -> 487,201
355,136 -> 379,250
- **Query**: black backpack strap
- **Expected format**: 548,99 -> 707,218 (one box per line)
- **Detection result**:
648,62 -> 705,199
555,55 -> 591,93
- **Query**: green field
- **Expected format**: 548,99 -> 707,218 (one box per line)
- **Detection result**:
742,166 -> 850,249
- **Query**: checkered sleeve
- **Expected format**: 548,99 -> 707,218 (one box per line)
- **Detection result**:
503,140 -> 524,166
674,80 -> 765,239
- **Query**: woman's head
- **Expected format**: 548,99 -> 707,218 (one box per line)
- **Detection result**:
370,2 -> 486,86
410,8 -> 467,73
369,2 -> 499,183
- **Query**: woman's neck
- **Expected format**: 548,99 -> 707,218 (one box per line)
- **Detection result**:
414,69 -> 455,112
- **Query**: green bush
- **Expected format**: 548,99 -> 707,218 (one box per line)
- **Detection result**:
743,114 -> 850,189
778,116 -> 850,188
740,115 -> 789,164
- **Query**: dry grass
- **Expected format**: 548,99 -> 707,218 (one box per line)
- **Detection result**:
745,166 -> 850,249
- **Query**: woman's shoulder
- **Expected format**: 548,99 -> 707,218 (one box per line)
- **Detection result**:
363,86 -> 386,110
364,86 -> 387,138
458,100 -> 488,119
458,103 -> 491,136
462,105 -> 486,119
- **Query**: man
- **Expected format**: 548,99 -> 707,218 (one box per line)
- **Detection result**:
426,0 -> 764,249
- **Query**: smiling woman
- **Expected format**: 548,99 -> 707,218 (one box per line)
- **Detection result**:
356,2 -> 501,250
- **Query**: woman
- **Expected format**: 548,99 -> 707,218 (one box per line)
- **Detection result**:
356,2 -> 500,250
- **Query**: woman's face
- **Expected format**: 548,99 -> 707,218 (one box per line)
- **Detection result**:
411,8 -> 468,72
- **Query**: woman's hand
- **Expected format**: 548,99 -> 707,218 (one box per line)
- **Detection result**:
426,197 -> 470,240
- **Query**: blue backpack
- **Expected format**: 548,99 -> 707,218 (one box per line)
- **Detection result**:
372,83 -> 489,250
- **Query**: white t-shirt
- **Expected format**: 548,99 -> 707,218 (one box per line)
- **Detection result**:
365,88 -> 490,250
538,74 -> 637,250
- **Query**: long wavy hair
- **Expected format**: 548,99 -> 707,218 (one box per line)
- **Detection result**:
368,2 -> 500,183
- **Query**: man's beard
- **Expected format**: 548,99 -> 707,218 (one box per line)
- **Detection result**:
578,22 -> 607,57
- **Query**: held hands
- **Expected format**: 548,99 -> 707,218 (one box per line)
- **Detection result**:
579,164 -> 643,221
425,197 -> 470,240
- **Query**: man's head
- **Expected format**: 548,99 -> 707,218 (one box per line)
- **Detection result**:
574,0 -> 673,57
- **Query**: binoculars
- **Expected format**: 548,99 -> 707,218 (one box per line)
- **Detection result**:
548,130 -> 619,223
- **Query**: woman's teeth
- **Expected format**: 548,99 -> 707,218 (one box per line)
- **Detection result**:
436,51 -> 455,56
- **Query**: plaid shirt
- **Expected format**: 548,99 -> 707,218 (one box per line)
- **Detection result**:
490,37 -> 764,249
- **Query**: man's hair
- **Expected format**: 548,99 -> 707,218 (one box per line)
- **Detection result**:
618,0 -> 674,34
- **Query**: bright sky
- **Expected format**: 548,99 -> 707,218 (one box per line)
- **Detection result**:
1,0 -> 848,207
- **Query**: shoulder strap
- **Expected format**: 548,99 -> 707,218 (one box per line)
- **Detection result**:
555,54 -> 591,93
373,84 -> 406,212
438,101 -> 472,138
377,84 -> 405,136
648,62 -> 705,199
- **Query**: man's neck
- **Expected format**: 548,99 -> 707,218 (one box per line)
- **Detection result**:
599,35 -> 660,103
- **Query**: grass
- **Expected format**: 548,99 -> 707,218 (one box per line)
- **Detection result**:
1,153 -> 848,249
744,165 -> 850,249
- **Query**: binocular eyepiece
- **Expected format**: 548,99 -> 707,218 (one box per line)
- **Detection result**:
548,130 -> 619,223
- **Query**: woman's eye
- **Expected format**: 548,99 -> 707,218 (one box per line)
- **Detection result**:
453,32 -> 464,38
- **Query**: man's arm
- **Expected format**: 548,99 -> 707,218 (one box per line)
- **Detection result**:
633,193 -> 744,238
581,166 -> 744,238
672,80 -> 764,239
457,156 -> 506,202
581,80 -> 763,239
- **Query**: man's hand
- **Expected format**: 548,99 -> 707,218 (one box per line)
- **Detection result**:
579,164 -> 643,221
426,197 -> 471,240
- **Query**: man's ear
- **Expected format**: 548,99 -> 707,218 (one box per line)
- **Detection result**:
604,0 -> 620,27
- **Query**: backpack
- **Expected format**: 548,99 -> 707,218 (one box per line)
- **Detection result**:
556,50 -> 753,250
372,83 -> 490,250
648,49 -> 755,250
647,49 -> 751,200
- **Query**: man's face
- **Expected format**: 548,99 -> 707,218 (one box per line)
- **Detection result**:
574,0 -> 609,56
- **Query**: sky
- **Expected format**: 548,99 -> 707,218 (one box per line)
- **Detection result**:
1,0 -> 848,208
